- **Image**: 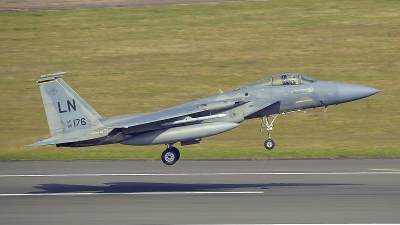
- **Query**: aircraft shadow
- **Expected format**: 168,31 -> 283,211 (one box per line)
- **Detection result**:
28,182 -> 358,194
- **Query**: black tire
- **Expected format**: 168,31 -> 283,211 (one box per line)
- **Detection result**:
171,147 -> 180,161
264,139 -> 275,150
161,148 -> 180,165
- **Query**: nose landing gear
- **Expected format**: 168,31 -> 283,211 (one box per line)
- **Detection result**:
260,114 -> 279,150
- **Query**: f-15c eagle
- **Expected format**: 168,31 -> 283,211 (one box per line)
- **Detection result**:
29,72 -> 379,165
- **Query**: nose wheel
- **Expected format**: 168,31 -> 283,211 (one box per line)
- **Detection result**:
161,144 -> 180,165
264,139 -> 275,150
260,115 -> 279,150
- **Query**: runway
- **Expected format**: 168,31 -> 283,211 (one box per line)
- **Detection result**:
0,159 -> 399,224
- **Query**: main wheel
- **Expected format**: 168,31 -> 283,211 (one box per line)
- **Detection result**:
161,148 -> 180,165
264,139 -> 275,150
171,147 -> 180,161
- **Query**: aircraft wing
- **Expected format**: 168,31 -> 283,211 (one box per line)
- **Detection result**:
114,99 -> 247,129
114,105 -> 203,128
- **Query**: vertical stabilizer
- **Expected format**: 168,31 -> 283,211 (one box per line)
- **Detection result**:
31,72 -> 104,145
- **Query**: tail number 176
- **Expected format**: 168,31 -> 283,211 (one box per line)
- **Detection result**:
66,118 -> 87,128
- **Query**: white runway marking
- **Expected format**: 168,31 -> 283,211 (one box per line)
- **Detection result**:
0,171 -> 397,197
0,191 -> 264,197
0,171 -> 399,177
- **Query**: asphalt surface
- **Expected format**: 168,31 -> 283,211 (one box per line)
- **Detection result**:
0,159 -> 399,224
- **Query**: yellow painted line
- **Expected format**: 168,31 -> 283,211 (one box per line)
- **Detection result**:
370,168 -> 400,172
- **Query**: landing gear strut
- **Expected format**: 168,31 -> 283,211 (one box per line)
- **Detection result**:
260,114 -> 279,150
161,144 -> 180,165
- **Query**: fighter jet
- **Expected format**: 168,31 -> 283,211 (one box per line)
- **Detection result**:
29,72 -> 379,165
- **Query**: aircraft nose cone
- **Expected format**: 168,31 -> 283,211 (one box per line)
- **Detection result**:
337,83 -> 380,103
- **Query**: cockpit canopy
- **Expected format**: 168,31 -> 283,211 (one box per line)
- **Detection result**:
246,73 -> 316,87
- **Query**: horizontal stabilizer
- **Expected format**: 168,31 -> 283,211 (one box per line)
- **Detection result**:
27,136 -> 79,146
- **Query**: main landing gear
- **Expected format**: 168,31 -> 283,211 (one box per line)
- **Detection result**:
161,144 -> 181,166
260,114 -> 279,150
